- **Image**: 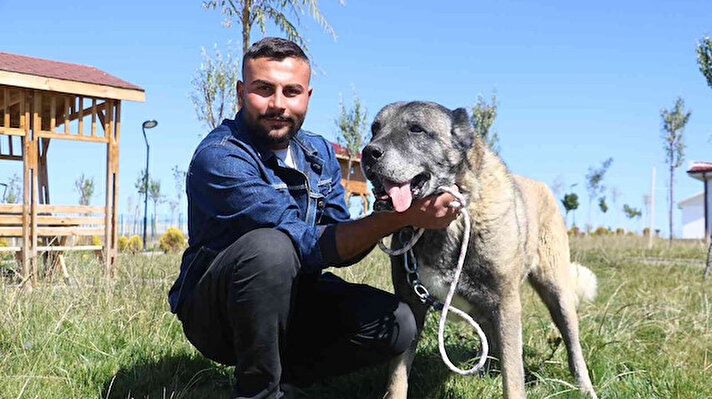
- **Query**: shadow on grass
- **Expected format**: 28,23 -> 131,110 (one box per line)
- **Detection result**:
303,343 -> 479,399
101,343 -> 491,399
101,353 -> 233,399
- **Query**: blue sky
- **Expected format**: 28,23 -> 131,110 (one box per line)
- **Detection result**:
1,0 -> 711,236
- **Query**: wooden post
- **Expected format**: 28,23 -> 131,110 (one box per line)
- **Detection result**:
104,99 -> 115,276
30,92 -> 40,285
21,90 -> 31,282
111,101 -> 121,269
78,96 -> 83,135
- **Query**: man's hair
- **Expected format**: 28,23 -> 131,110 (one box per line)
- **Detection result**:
242,37 -> 310,73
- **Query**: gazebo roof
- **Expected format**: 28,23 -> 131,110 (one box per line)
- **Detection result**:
687,161 -> 712,182
330,141 -> 362,162
0,51 -> 144,102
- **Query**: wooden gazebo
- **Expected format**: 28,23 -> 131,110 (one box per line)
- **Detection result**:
0,51 -> 144,284
330,142 -> 370,214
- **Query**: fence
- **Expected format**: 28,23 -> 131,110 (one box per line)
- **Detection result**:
117,213 -> 187,240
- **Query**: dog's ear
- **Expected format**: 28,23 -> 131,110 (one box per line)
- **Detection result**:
451,107 -> 475,151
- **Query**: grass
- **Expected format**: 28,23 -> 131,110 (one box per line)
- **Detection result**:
0,236 -> 711,398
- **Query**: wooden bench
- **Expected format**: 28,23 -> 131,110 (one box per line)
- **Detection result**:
0,203 -> 106,281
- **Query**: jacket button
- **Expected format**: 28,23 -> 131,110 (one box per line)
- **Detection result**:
312,164 -> 321,173
317,199 -> 325,208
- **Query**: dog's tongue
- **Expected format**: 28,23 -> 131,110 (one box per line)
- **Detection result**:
382,179 -> 412,212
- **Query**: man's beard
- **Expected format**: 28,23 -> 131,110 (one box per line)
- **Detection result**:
248,111 -> 303,147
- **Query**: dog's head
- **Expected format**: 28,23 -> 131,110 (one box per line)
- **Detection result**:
361,101 -> 475,212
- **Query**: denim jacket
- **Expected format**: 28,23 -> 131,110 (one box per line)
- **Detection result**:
168,112 -> 351,312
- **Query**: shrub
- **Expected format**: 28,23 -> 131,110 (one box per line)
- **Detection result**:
0,237 -> 10,259
615,228 -> 625,235
91,235 -> 102,246
568,226 -> 580,236
642,227 -> 651,236
118,236 -> 129,252
160,227 -> 186,253
127,235 -> 143,253
593,226 -> 610,236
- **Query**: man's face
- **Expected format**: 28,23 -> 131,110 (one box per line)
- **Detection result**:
237,56 -> 312,149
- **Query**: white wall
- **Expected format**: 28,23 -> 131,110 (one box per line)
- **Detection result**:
681,195 -> 704,239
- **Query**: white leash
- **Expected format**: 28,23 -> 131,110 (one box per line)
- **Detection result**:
379,186 -> 488,375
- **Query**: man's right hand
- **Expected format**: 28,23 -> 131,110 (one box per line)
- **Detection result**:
398,189 -> 462,230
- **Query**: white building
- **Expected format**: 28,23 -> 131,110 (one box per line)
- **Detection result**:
681,162 -> 712,240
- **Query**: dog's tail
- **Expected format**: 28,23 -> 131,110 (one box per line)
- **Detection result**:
569,263 -> 597,307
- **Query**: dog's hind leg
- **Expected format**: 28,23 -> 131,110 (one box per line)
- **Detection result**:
529,267 -> 598,398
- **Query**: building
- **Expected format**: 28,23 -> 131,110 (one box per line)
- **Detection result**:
330,142 -> 370,215
683,161 -> 712,240
679,192 -> 706,239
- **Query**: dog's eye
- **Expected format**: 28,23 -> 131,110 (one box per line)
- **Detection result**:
409,124 -> 424,133
371,121 -> 381,138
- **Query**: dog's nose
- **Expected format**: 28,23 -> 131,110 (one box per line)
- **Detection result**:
363,143 -> 384,161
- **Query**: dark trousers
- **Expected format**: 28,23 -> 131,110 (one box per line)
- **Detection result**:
177,228 -> 417,399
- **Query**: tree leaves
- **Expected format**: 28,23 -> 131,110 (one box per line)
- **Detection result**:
470,93 -> 500,154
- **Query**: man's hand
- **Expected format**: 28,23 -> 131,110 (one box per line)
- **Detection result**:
330,187 -> 462,263
400,189 -> 461,229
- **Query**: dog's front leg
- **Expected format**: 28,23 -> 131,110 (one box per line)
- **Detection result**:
496,285 -> 526,399
385,259 -> 429,399
384,339 -> 417,399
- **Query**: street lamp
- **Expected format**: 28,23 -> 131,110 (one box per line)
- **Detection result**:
142,120 -> 158,250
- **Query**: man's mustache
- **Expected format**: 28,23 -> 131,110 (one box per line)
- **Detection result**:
259,113 -> 294,123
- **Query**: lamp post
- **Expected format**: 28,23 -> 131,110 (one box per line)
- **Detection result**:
142,120 -> 158,250
0,183 -> 7,202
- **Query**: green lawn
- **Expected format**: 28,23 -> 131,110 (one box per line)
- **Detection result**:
1,236 -> 711,398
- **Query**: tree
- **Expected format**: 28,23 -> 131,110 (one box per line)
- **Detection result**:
623,204 -> 642,220
135,169 -> 148,198
135,169 -> 149,234
335,89 -> 367,199
170,165 -> 187,225
585,158 -> 613,233
190,43 -> 240,131
598,196 -> 608,214
698,35 -> 712,90
148,179 -> 164,238
3,173 -> 21,204
561,192 -> 579,228
74,173 -> 94,206
660,97 -> 691,242
698,36 -> 712,143
470,93 -> 500,154
610,186 -> 620,227
203,0 -> 340,56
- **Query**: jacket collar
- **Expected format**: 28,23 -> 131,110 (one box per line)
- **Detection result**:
230,111 -> 321,164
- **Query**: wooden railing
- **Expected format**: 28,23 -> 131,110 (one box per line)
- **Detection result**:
0,203 -> 106,250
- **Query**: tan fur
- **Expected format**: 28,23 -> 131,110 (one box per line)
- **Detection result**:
385,139 -> 598,399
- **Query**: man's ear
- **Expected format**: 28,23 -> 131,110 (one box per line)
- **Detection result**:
451,107 -> 474,151
237,81 -> 244,108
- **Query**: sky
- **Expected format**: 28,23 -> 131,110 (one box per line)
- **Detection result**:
1,0 -> 711,237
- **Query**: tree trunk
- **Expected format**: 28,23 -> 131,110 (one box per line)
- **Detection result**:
564,211 -> 569,228
669,143 -> 674,244
587,197 -> 592,234
242,1 -> 251,55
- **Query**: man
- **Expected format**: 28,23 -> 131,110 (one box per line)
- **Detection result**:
168,37 -> 459,399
